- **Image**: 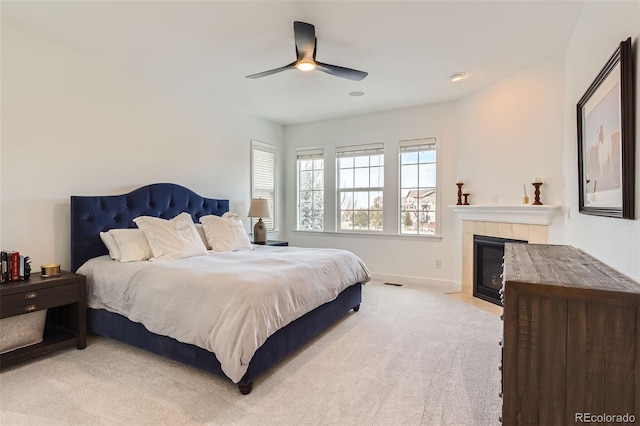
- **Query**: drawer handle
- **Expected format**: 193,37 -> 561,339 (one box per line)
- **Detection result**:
25,304 -> 38,312
25,292 -> 38,299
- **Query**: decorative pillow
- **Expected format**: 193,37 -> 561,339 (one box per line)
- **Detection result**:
108,229 -> 153,262
99,231 -> 121,261
200,213 -> 252,252
133,212 -> 208,261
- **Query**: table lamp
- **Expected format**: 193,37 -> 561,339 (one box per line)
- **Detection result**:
247,198 -> 270,244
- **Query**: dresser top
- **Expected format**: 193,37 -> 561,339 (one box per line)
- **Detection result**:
504,243 -> 639,294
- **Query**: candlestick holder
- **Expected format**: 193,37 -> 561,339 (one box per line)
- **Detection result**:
532,182 -> 543,205
463,193 -> 470,205
456,183 -> 463,205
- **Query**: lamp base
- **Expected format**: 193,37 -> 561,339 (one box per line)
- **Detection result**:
253,218 -> 267,244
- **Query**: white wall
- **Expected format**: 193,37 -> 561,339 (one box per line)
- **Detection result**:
561,1 -> 640,282
284,103 -> 460,285
0,25 -> 284,270
455,56 -> 565,208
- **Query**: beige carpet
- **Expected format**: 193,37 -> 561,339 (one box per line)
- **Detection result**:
0,281 -> 502,425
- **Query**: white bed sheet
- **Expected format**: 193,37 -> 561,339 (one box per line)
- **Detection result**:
78,245 -> 370,382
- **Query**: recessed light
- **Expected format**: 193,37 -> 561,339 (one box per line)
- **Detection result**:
448,72 -> 465,82
349,91 -> 365,97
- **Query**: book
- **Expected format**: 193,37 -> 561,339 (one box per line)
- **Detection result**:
6,251 -> 13,282
22,256 -> 31,280
0,251 -> 6,283
0,250 -> 31,282
10,251 -> 19,281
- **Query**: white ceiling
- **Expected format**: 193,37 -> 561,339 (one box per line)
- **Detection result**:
2,1 -> 583,125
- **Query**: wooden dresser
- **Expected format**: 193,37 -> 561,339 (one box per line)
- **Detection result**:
501,243 -> 640,425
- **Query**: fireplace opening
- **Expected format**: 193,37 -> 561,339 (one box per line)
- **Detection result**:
473,235 -> 526,306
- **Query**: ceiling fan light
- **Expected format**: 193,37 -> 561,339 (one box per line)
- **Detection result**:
296,60 -> 316,71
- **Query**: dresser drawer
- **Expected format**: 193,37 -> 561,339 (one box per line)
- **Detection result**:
0,284 -> 80,318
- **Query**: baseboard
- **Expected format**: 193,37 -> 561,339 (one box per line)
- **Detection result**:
370,272 -> 461,292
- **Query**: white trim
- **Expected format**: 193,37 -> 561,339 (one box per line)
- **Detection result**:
371,272 -> 459,291
292,229 -> 442,241
448,204 -> 561,225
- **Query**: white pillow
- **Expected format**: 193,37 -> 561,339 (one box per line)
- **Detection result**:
200,213 -> 252,252
100,231 -> 121,261
194,223 -> 210,250
133,212 -> 208,261
108,229 -> 153,262
222,212 -> 253,251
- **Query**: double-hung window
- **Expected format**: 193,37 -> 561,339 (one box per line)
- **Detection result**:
399,138 -> 437,235
297,148 -> 324,231
251,140 -> 276,231
337,144 -> 384,232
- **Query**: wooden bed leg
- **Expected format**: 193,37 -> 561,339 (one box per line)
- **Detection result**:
238,382 -> 253,395
353,304 -> 360,312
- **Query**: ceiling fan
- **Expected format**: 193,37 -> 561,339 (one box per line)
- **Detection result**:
245,21 -> 368,81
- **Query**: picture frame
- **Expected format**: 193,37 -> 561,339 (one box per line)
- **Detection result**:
577,37 -> 635,219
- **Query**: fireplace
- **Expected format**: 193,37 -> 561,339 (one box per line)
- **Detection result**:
473,235 -> 526,306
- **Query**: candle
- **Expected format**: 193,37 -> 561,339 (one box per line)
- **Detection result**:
532,176 -> 542,184
456,178 -> 463,184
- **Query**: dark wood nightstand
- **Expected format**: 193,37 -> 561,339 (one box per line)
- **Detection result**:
255,240 -> 289,246
0,271 -> 86,369
265,240 -> 288,246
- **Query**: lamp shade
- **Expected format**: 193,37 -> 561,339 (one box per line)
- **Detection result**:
247,198 -> 270,218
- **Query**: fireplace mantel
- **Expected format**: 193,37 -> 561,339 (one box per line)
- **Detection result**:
448,205 -> 560,225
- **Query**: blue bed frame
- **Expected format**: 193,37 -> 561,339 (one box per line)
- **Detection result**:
70,183 -> 362,394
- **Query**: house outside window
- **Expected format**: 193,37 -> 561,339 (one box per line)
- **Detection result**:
251,140 -> 276,231
337,144 -> 384,232
297,148 -> 324,231
399,139 -> 437,235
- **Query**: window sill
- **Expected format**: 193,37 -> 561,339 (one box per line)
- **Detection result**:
291,230 -> 442,242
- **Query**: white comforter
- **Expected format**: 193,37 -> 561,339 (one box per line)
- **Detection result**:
78,245 -> 370,382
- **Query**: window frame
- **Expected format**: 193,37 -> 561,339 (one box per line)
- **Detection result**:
398,138 -> 439,237
251,140 -> 276,232
336,143 -> 385,233
296,148 -> 325,231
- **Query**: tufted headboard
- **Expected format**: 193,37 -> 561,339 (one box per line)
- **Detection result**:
70,183 -> 229,272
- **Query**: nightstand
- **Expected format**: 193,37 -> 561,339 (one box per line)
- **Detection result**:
256,240 -> 288,247
0,271 -> 86,369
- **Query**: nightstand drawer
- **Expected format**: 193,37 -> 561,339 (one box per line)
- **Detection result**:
0,284 -> 79,318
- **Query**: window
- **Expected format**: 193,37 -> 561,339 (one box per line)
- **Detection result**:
297,148 -> 324,231
251,140 -> 276,231
337,144 -> 384,232
399,139 -> 437,235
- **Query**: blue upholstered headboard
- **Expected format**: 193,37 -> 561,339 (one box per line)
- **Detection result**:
70,183 -> 229,271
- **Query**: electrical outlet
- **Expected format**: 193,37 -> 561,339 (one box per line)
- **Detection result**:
435,259 -> 441,269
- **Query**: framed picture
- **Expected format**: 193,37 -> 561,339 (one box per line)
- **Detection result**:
577,37 -> 635,219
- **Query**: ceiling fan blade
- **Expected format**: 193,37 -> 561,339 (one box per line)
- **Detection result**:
245,62 -> 296,79
315,62 -> 368,81
294,21 -> 316,60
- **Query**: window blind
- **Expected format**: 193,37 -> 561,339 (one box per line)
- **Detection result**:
336,143 -> 384,158
252,142 -> 275,231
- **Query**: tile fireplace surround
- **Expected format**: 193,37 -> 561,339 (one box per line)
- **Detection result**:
449,205 -> 560,296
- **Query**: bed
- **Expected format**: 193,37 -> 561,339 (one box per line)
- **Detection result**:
70,183 -> 368,394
